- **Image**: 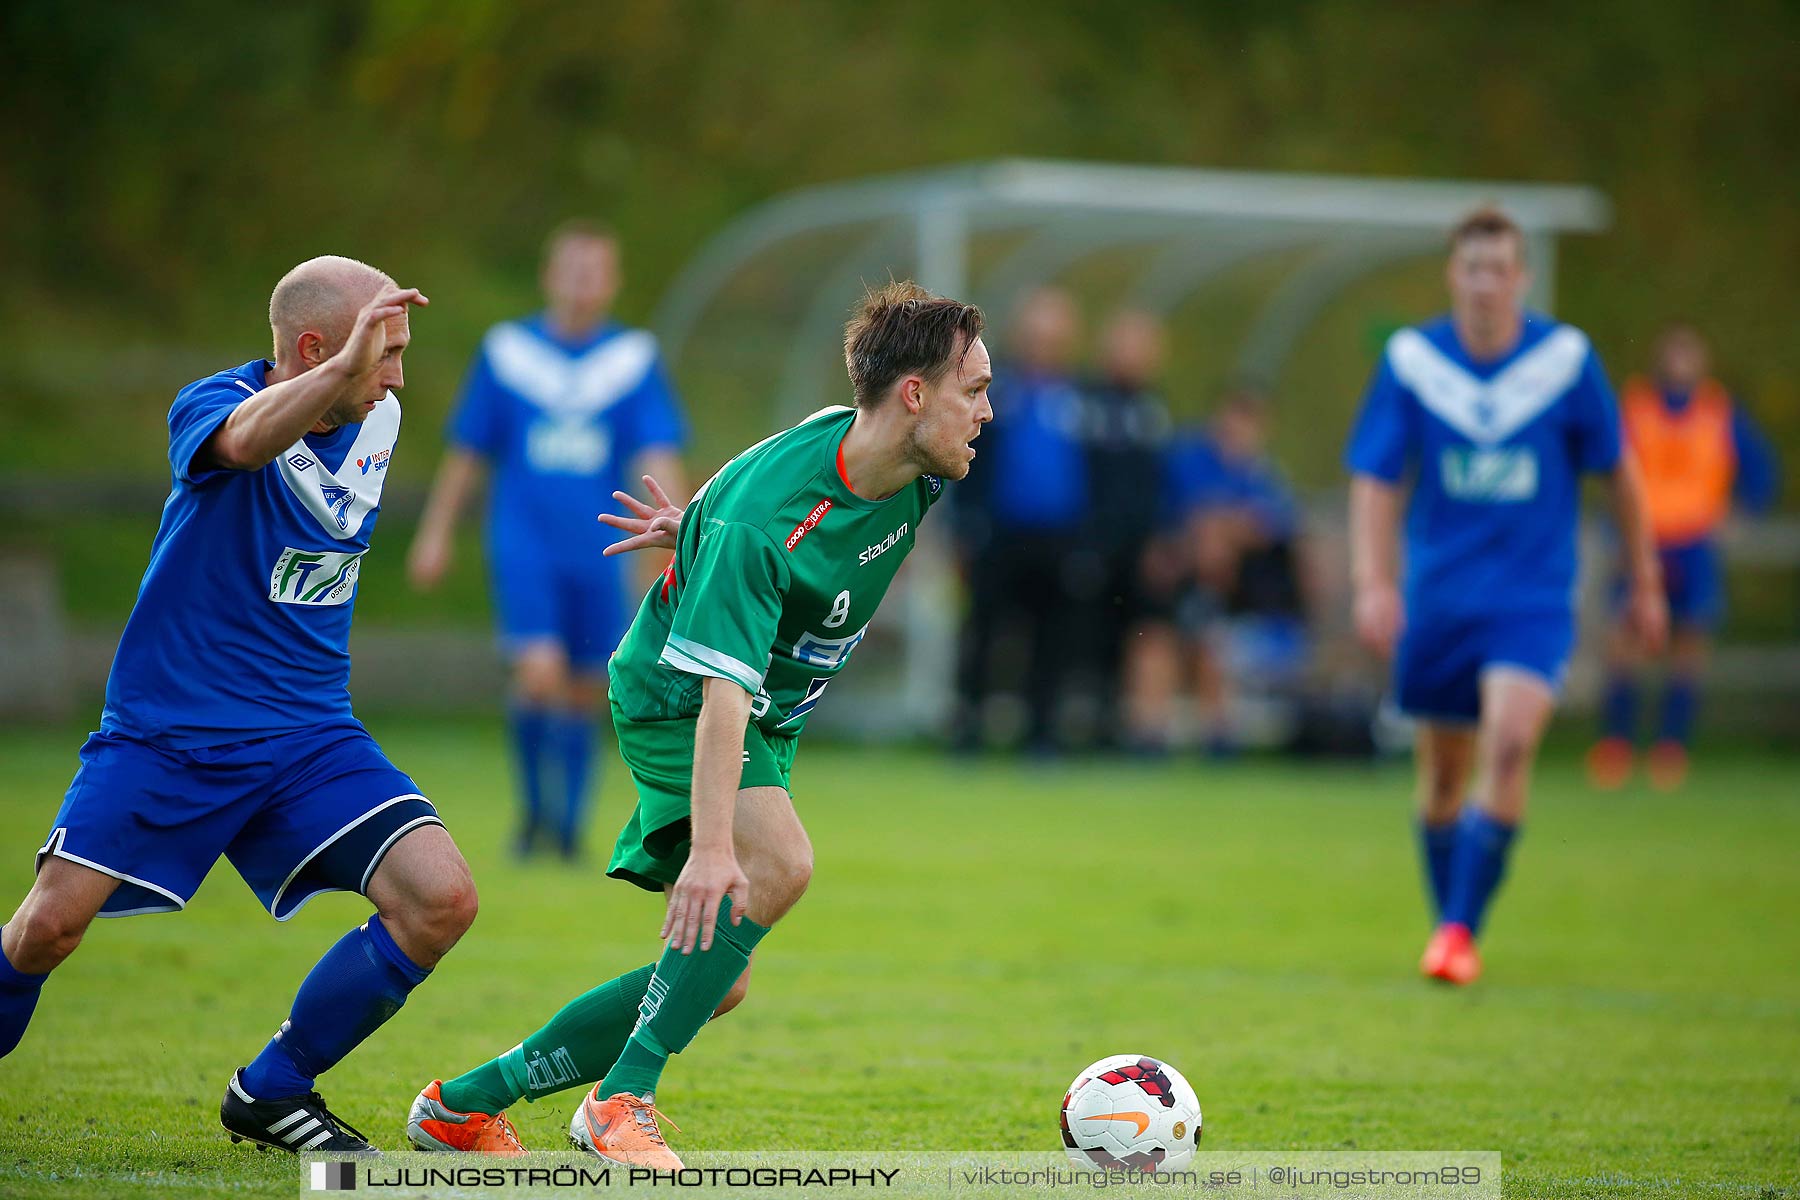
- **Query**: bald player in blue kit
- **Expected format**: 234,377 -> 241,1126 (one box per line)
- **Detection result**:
0,258 -> 475,1154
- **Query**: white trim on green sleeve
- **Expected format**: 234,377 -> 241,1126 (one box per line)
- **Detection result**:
660,634 -> 766,692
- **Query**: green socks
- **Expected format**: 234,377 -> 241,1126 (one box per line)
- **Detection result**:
439,963 -> 656,1114
600,899 -> 770,1099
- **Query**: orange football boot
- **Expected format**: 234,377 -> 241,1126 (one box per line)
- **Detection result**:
1585,737 -> 1634,790
569,1087 -> 683,1169
1646,741 -> 1690,791
406,1080 -> 526,1154
1420,922 -> 1482,986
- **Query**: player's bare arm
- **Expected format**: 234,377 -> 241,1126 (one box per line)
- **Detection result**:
1608,451 -> 1670,652
1348,473 -> 1404,657
203,286 -> 428,472
599,473 -> 684,555
664,676 -> 752,955
407,448 -> 487,590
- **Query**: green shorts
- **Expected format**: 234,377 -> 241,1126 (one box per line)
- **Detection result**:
606,701 -> 799,893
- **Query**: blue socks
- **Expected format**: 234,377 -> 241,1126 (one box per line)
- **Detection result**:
1418,819 -> 1458,920
1600,674 -> 1639,742
508,705 -> 551,853
510,706 -> 598,856
239,913 -> 430,1100
0,929 -> 50,1058
1442,808 -> 1518,936
1659,677 -> 1698,746
553,712 -> 596,856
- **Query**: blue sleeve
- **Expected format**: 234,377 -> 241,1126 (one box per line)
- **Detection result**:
614,353 -> 689,468
1344,353 -> 1414,482
1731,404 -> 1780,513
446,344 -> 505,457
1568,348 -> 1623,473
167,378 -> 246,486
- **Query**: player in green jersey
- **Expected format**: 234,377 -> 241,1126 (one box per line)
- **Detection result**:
406,281 -> 992,1163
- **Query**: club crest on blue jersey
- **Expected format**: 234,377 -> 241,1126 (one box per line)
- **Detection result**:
319,483 -> 355,531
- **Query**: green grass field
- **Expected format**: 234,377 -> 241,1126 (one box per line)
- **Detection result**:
0,720 -> 1795,1199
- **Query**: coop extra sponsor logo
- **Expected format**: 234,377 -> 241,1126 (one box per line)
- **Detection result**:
786,500 -> 833,551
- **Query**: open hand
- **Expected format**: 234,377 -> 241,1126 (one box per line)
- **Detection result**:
663,847 -> 749,954
338,286 -> 428,378
600,474 -> 683,555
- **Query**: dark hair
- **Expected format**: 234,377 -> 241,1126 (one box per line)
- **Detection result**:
843,280 -> 985,407
1448,205 -> 1526,261
542,218 -> 617,266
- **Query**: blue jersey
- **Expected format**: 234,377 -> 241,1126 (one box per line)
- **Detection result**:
102,360 -> 398,747
448,315 -> 687,567
1345,313 -> 1622,618
1166,432 -> 1300,540
984,364 -> 1088,531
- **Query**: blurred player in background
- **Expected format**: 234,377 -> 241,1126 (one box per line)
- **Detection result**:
1587,323 -> 1780,790
404,282 -> 990,1162
409,222 -> 687,860
1076,310 -> 1173,742
951,286 -> 1086,753
1346,208 -> 1667,986
0,260 -> 474,1153
1127,386 -> 1311,754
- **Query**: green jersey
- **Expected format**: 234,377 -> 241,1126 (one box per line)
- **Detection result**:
609,406 -> 944,738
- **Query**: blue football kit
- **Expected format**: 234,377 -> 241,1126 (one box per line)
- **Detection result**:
40,360 -> 439,920
1346,313 -> 1623,722
448,315 -> 688,668
4,356 -> 450,1107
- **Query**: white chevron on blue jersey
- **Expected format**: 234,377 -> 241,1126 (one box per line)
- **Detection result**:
1387,324 -> 1590,446
482,322 -> 659,419
262,386 -> 401,540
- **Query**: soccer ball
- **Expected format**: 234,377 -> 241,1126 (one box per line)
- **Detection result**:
1060,1054 -> 1202,1173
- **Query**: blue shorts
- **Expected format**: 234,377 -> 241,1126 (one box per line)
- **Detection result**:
1394,609 -> 1574,724
37,723 -> 441,921
490,548 -> 629,671
1639,540 -> 1724,629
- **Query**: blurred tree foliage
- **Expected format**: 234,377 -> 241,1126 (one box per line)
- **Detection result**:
1,0 -> 1794,488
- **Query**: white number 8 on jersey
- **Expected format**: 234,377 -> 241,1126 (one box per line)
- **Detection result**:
823,589 -> 851,629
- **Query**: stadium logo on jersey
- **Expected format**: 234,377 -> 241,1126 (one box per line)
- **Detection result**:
268,547 -> 364,606
286,453 -> 316,472
785,500 -> 833,551
858,522 -> 909,565
355,448 -> 391,475
1440,446 -> 1539,502
319,483 -> 356,531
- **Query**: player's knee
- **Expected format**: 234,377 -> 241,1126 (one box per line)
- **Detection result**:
1488,728 -> 1539,781
399,872 -> 479,957
12,901 -> 92,973
713,966 -> 752,1018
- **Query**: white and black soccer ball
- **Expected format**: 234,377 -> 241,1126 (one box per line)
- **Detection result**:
1060,1054 -> 1202,1173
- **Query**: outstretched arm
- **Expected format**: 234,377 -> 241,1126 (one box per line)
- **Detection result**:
1348,474 -> 1405,658
202,287 -> 428,472
1607,452 -> 1669,652
599,474 -> 685,555
663,676 -> 753,955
